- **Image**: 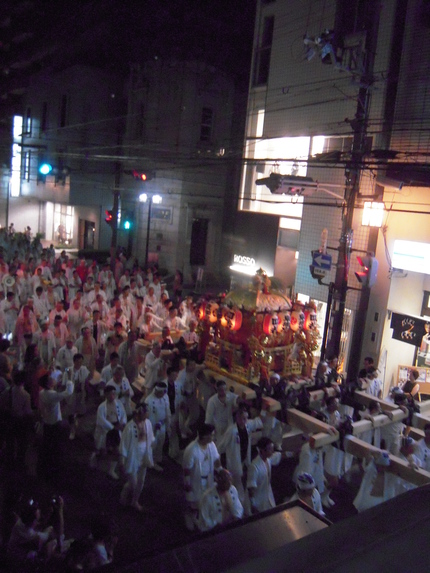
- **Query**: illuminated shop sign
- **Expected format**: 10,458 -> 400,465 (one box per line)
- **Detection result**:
233,254 -> 256,266
230,253 -> 258,275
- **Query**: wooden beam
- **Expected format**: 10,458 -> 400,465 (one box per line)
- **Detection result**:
354,391 -> 398,411
412,413 -> 430,430
409,427 -> 425,441
352,409 -> 407,436
344,435 -> 430,487
202,369 -> 256,401
286,408 -> 339,448
418,400 -> 430,415
262,396 -> 281,413
308,387 -> 337,405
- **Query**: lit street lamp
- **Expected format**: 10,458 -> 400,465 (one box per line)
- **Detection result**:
139,193 -> 162,269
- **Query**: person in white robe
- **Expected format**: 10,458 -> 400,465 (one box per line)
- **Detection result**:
247,437 -> 282,514
198,469 -> 243,532
119,403 -> 155,511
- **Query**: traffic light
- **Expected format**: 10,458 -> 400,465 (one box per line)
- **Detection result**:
38,162 -> 53,175
122,212 -> 133,231
105,210 -> 114,226
255,173 -> 317,196
37,160 -> 53,183
124,169 -> 155,181
355,254 -> 378,288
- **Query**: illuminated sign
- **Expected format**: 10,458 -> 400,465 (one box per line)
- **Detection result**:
233,254 -> 256,266
392,240 -> 430,275
230,253 -> 259,276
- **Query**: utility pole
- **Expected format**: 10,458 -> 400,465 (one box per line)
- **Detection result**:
325,0 -> 382,379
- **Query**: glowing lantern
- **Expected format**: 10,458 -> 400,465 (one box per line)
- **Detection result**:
220,308 -> 242,330
304,303 -> 318,331
198,301 -> 207,321
290,304 -> 305,332
263,313 -> 279,335
277,311 -> 291,333
205,301 -> 219,323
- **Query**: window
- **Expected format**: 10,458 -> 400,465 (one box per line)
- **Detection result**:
59,94 -> 68,128
200,107 -> 213,142
22,151 -> 31,181
253,15 -> 274,86
24,108 -> 32,136
41,102 -> 48,134
54,203 -> 74,244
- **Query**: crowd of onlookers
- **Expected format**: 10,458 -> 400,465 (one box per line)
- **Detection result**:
0,226 -> 429,570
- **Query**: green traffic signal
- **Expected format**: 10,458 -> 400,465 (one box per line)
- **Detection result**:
39,162 -> 53,175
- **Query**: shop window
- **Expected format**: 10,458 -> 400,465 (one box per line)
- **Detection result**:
253,15 -> 274,86
54,203 -> 74,245
278,228 -> 299,249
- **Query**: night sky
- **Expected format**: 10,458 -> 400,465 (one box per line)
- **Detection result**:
1,0 -> 256,87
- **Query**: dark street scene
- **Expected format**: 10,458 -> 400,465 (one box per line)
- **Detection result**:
0,0 -> 430,571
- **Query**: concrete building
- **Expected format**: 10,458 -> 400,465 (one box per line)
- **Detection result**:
235,0 -> 430,389
122,59 -> 236,279
9,64 -> 122,251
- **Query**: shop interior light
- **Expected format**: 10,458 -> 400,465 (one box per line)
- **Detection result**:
362,201 -> 385,227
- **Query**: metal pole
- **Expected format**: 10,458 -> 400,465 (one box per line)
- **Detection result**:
144,197 -> 152,270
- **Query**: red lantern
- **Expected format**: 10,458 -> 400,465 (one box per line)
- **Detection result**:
304,302 -> 318,331
290,303 -> 305,332
263,313 -> 279,335
220,308 -> 242,330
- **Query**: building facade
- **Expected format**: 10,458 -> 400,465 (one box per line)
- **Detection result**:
122,59 -> 236,279
237,0 -> 430,389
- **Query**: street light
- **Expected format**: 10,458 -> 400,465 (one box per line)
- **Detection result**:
139,193 -> 162,268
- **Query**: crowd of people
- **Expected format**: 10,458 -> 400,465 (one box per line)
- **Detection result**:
0,228 -> 428,570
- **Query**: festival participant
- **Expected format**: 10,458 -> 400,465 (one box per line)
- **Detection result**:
66,297 -> 88,339
90,386 -> 127,479
106,365 -> 134,418
177,358 -> 205,438
118,329 -> 140,387
198,468 -> 243,532
119,403 -> 155,511
247,437 -> 282,514
56,336 -> 78,371
75,326 -> 97,374
287,472 -> 325,517
353,450 -> 397,512
182,423 -> 221,530
217,405 -> 264,510
33,286 -> 50,321
205,380 -> 239,445
50,314 -> 69,354
142,342 -> 165,394
65,353 -> 92,440
35,320 -> 56,367
38,372 -> 74,479
145,381 -> 171,471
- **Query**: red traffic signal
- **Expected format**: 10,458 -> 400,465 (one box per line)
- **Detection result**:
105,210 -> 114,225
130,169 -> 155,181
355,254 -> 378,288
